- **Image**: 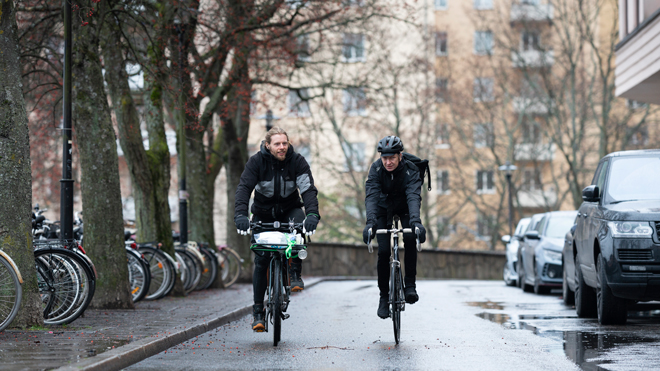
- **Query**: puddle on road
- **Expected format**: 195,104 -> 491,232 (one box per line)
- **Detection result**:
465,301 -> 504,310
474,308 -> 660,370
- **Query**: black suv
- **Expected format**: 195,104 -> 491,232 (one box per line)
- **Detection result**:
573,150 -> 660,324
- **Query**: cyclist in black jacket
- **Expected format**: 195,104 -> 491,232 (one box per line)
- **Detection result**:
363,136 -> 427,319
234,126 -> 320,332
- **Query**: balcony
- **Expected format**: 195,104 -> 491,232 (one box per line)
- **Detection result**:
511,49 -> 554,68
518,188 -> 557,208
510,3 -> 554,23
514,143 -> 555,161
512,97 -> 550,114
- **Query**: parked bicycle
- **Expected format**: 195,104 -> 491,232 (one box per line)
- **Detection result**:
198,242 -> 243,289
125,244 -> 151,303
249,220 -> 308,346
0,249 -> 23,331
367,215 -> 420,344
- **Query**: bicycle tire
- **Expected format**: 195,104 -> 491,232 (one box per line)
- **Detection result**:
218,247 -> 242,288
0,254 -> 22,332
392,266 -> 401,344
35,248 -> 95,325
126,249 -> 151,303
139,246 -> 175,300
35,254 -> 80,322
196,247 -> 218,290
272,258 -> 282,346
176,249 -> 199,293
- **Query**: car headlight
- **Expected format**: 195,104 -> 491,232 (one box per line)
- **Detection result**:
542,249 -> 562,262
607,221 -> 654,238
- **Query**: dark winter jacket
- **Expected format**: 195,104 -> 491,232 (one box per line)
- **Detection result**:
234,141 -> 320,221
364,157 -> 422,226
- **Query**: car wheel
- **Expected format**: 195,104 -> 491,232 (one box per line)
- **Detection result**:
533,260 -> 549,295
563,257 -> 575,306
516,258 -> 523,289
575,256 -> 597,318
596,253 -> 627,325
520,259 -> 533,293
503,265 -> 515,287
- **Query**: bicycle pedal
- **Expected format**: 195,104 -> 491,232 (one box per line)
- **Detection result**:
283,314 -> 290,320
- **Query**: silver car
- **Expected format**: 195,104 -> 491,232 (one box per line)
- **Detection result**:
502,217 -> 531,286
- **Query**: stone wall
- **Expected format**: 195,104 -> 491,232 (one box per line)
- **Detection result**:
304,242 -> 505,280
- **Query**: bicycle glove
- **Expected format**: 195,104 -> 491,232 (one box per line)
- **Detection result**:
235,215 -> 250,235
363,224 -> 375,245
304,214 -> 319,235
412,222 -> 427,244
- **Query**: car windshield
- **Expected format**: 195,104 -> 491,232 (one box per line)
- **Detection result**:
606,156 -> 660,203
544,216 -> 575,238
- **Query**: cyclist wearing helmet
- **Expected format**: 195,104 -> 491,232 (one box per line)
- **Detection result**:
234,126 -> 320,332
364,135 -> 427,319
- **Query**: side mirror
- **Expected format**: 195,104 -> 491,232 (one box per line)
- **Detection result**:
501,235 -> 511,244
525,230 -> 541,240
582,185 -> 600,202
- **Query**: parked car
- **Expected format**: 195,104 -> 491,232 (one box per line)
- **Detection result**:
502,217 -> 531,286
572,150 -> 660,325
517,213 -> 544,290
519,210 -> 578,294
561,224 -> 577,305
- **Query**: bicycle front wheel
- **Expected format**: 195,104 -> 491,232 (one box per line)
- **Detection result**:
139,247 -> 175,300
0,255 -> 22,332
196,247 -> 218,290
126,249 -> 150,303
272,259 -> 282,346
391,265 -> 401,344
218,247 -> 242,288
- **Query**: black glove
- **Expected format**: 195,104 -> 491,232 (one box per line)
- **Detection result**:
412,222 -> 426,244
235,215 -> 250,235
363,224 -> 375,244
304,214 -> 319,235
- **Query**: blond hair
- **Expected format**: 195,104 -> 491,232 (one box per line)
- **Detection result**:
265,126 -> 289,144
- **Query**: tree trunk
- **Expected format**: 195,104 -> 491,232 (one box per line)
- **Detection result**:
72,11 -> 133,309
186,128 -> 215,244
0,0 -> 43,327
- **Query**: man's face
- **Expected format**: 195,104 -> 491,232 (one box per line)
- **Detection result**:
267,134 -> 289,161
382,153 -> 401,172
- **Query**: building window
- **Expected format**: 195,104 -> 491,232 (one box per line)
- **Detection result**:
288,89 -> 310,116
342,142 -> 366,172
521,0 -> 540,4
341,33 -> 365,63
295,34 -> 311,62
474,123 -> 494,148
437,170 -> 450,194
435,32 -> 448,56
435,123 -> 450,148
476,170 -> 494,193
435,78 -> 449,102
629,125 -> 649,146
474,0 -> 493,9
627,99 -> 648,109
474,31 -> 493,55
437,216 -> 453,240
521,75 -> 543,98
476,212 -> 494,240
521,31 -> 541,51
343,87 -> 367,116
297,143 -> 312,166
473,77 -> 494,102
435,0 -> 448,10
521,118 -> 541,143
521,167 -> 542,191
285,0 -> 305,9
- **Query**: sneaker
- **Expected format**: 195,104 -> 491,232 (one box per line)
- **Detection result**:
404,286 -> 419,304
377,296 -> 390,319
252,304 -> 265,332
290,270 -> 304,292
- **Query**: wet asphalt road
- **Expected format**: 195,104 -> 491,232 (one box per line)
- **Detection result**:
128,280 -> 601,371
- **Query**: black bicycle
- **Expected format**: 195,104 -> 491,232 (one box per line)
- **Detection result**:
249,220 -> 308,346
367,216 -> 420,344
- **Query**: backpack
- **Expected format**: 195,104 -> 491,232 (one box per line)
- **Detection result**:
402,152 -> 432,191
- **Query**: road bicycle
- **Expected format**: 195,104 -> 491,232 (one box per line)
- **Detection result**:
367,215 -> 420,344
249,220 -> 308,346
0,249 -> 23,332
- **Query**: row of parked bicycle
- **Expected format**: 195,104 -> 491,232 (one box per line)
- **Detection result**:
0,205 -> 243,332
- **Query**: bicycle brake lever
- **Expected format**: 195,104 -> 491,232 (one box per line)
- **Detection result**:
367,230 -> 373,253
415,227 -> 421,252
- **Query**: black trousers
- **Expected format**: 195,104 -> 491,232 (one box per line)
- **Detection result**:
252,208 -> 305,305
375,206 -> 418,298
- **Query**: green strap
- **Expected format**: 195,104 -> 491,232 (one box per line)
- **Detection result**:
285,234 -> 295,259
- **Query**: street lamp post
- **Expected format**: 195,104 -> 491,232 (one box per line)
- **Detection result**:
499,162 -> 517,238
60,0 -> 74,240
257,109 -> 280,132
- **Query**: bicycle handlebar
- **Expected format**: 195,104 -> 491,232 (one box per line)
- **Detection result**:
367,227 -> 422,253
248,221 -> 305,234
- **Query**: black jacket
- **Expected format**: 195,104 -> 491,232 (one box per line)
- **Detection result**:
365,158 -> 422,225
234,142 -> 320,220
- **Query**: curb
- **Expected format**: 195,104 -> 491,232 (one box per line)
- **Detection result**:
55,277 -> 329,371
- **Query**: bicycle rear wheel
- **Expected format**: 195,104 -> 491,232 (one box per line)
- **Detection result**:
218,247 -> 242,288
196,247 -> 217,290
140,247 -> 175,300
391,265 -> 401,344
0,255 -> 22,332
126,249 -> 150,303
272,259 -> 282,346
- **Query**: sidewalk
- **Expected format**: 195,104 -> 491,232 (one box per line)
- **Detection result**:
0,278 -> 323,371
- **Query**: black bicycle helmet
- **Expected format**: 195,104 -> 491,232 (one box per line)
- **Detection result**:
377,136 -> 404,156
